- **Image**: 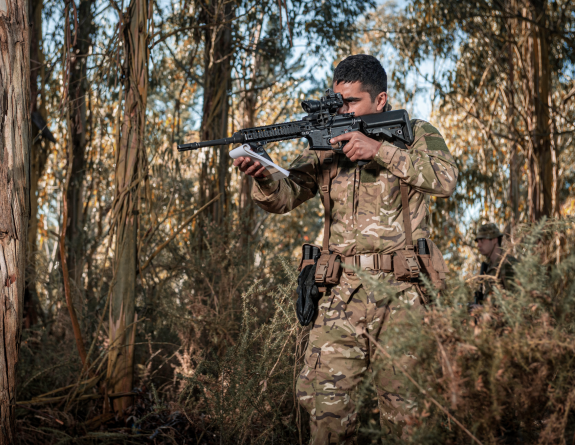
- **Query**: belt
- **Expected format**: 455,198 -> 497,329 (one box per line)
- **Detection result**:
343,253 -> 393,273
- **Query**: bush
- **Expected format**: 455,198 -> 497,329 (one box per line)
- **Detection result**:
362,218 -> 575,444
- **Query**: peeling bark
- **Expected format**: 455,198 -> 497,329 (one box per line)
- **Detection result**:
107,0 -> 148,414
0,0 -> 31,440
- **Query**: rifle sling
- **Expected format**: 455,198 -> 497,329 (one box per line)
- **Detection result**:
400,181 -> 413,248
319,151 -> 337,253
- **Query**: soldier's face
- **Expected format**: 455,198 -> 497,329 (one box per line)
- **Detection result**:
477,238 -> 498,256
333,81 -> 387,117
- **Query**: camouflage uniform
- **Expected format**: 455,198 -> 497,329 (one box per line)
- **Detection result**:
252,119 -> 458,443
475,223 -> 517,297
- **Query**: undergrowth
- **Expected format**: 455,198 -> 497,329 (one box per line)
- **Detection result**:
361,218 -> 575,444
16,218 -> 575,444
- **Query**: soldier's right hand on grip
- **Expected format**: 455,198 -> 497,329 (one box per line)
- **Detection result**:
296,264 -> 320,326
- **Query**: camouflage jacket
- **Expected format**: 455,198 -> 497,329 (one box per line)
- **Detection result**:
252,119 -> 458,291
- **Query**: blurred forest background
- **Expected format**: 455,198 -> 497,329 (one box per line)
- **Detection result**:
2,0 -> 575,443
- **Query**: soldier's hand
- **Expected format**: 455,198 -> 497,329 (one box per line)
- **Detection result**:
330,132 -> 381,162
233,157 -> 267,178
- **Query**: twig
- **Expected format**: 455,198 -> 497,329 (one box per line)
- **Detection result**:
364,331 -> 483,445
17,393 -> 102,406
15,405 -> 65,425
267,326 -> 296,380
22,360 -> 73,389
433,332 -> 457,408
140,194 -> 221,271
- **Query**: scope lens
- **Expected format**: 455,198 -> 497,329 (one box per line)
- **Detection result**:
301,100 -> 321,113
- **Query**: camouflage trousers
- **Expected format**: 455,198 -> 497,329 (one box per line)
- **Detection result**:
296,282 -> 425,444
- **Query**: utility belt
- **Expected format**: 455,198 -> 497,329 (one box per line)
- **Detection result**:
343,253 -> 393,273
297,239 -> 447,291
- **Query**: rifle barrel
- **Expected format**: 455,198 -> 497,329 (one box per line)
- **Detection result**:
177,136 -> 240,152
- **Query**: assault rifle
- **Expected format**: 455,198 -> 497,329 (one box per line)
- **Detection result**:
177,89 -> 414,166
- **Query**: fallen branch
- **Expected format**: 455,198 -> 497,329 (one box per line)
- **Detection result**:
140,194 -> 221,272
364,331 -> 483,445
16,393 -> 102,406
16,390 -> 138,407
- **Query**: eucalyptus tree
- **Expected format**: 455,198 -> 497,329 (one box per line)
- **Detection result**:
64,0 -> 96,287
388,0 -> 575,224
106,0 -> 151,413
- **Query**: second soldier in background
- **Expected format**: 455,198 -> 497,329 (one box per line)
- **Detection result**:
473,222 -> 517,305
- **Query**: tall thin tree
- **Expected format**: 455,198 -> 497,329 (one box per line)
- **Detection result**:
524,0 -> 553,221
24,0 -> 52,328
107,0 -> 149,413
199,0 -> 234,222
0,0 -> 31,440
66,0 -> 95,286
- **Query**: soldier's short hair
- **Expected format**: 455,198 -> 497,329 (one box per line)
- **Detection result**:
333,55 -> 387,102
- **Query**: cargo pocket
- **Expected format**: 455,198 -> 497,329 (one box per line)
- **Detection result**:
297,344 -> 320,414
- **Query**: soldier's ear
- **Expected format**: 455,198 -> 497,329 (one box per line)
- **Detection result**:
376,92 -> 388,111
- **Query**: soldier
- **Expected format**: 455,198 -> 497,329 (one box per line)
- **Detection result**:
473,222 -> 517,304
233,55 -> 458,443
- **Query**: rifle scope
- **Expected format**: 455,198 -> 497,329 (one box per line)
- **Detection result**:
301,89 -> 344,114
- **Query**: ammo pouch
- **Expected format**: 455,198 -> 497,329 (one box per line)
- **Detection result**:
298,243 -> 321,271
393,247 -> 420,282
298,244 -> 342,293
296,244 -> 341,326
416,238 -> 448,291
314,251 -> 342,292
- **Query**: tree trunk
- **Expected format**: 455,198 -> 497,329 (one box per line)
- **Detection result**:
199,0 -> 234,223
0,0 -> 31,440
107,0 -> 149,413
506,1 -> 520,225
65,0 -> 95,287
24,0 -> 47,328
239,90 -> 256,245
526,0 -> 553,221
